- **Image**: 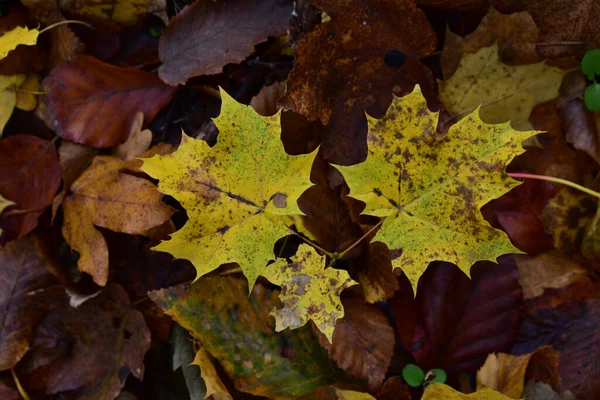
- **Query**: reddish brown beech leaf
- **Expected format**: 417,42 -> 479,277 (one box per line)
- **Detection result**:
0,381 -> 18,400
494,0 -> 599,58
158,0 -> 292,85
41,56 -> 176,148
279,0 -> 437,164
317,292 -> 395,392
0,135 -> 61,242
46,10 -> 85,71
482,179 -> 556,255
0,237 -> 60,371
16,284 -> 150,399
392,259 -> 523,380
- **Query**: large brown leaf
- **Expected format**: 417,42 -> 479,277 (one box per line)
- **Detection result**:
158,0 -> 292,85
0,135 -> 61,242
0,237 -> 61,370
317,292 -> 395,392
41,56 -> 176,148
392,259 -> 523,380
279,0 -> 438,165
16,283 -> 150,399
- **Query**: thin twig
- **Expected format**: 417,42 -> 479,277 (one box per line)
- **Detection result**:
39,20 -> 93,34
287,229 -> 333,257
337,219 -> 384,259
11,368 -> 30,400
508,172 -> 600,199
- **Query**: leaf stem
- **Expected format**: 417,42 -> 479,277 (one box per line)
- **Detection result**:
11,368 -> 30,400
39,20 -> 93,34
508,172 -> 600,199
337,219 -> 384,259
287,229 -> 333,257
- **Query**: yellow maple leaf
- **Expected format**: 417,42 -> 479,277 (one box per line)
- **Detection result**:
262,244 -> 356,342
140,89 -> 317,289
334,86 -> 536,291
0,26 -> 38,61
62,155 -> 174,286
423,383 -> 515,399
439,43 -> 567,130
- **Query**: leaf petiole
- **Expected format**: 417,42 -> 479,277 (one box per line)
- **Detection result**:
508,172 -> 600,199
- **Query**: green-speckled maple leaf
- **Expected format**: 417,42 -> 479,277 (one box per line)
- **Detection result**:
334,86 -> 536,291
262,244 -> 357,343
140,89 -> 317,288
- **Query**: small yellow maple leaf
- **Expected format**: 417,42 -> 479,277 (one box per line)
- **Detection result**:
262,244 -> 356,342
62,155 -> 174,286
140,89 -> 317,289
423,383 -> 515,399
440,43 -> 567,130
334,86 -> 536,292
0,26 -> 38,61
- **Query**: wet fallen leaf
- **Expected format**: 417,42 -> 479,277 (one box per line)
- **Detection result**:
334,86 -> 534,290
41,55 -> 176,148
316,292 -> 395,391
149,276 -> 347,399
141,90 -> 317,289
279,0 -> 437,164
62,155 -> 174,286
0,135 -> 61,242
263,244 -> 356,342
158,0 -> 291,85
16,284 -> 150,399
476,346 -> 560,398
0,236 -> 60,370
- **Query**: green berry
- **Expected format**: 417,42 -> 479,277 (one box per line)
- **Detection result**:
582,49 -> 600,81
402,363 -> 425,387
585,83 -> 600,111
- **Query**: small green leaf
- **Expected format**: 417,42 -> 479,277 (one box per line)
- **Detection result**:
585,84 -> 600,111
428,368 -> 447,384
402,363 -> 425,387
581,49 -> 600,81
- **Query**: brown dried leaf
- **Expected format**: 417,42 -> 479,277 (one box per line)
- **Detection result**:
158,0 -> 292,85
41,56 -> 176,148
317,293 -> 395,392
354,243 -> 399,303
0,237 -> 60,370
114,112 -> 152,160
62,155 -> 174,286
0,135 -> 61,242
46,10 -> 84,71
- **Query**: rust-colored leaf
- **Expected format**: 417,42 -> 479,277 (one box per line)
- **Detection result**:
158,0 -> 292,85
41,55 -> 176,148
0,135 -> 61,242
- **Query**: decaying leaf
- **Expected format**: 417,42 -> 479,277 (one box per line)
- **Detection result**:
263,244 -> 356,342
62,155 -> 174,286
41,55 -> 176,148
46,10 -> 84,70
334,86 -> 534,290
440,43 -> 567,130
0,26 -> 38,61
149,277 -> 346,399
316,293 -> 395,391
280,0 -> 437,164
158,0 -> 292,85
0,135 -> 61,241
355,242 -> 400,303
141,90 -> 317,289
0,237 -> 60,370
422,384 -> 513,399
17,284 -> 151,399
476,346 -> 560,399
192,347 -> 233,400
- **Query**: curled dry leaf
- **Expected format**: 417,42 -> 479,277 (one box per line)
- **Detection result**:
334,86 -> 533,291
477,347 -> 560,399
316,293 -> 395,392
0,135 -> 61,242
14,73 -> 40,112
422,384 -> 512,400
46,10 -> 85,70
0,236 -> 60,371
149,277 -> 345,399
279,0 -> 437,164
17,284 -> 150,399
440,43 -> 567,131
41,55 -> 176,148
62,155 -> 174,286
262,244 -> 357,342
158,0 -> 292,85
